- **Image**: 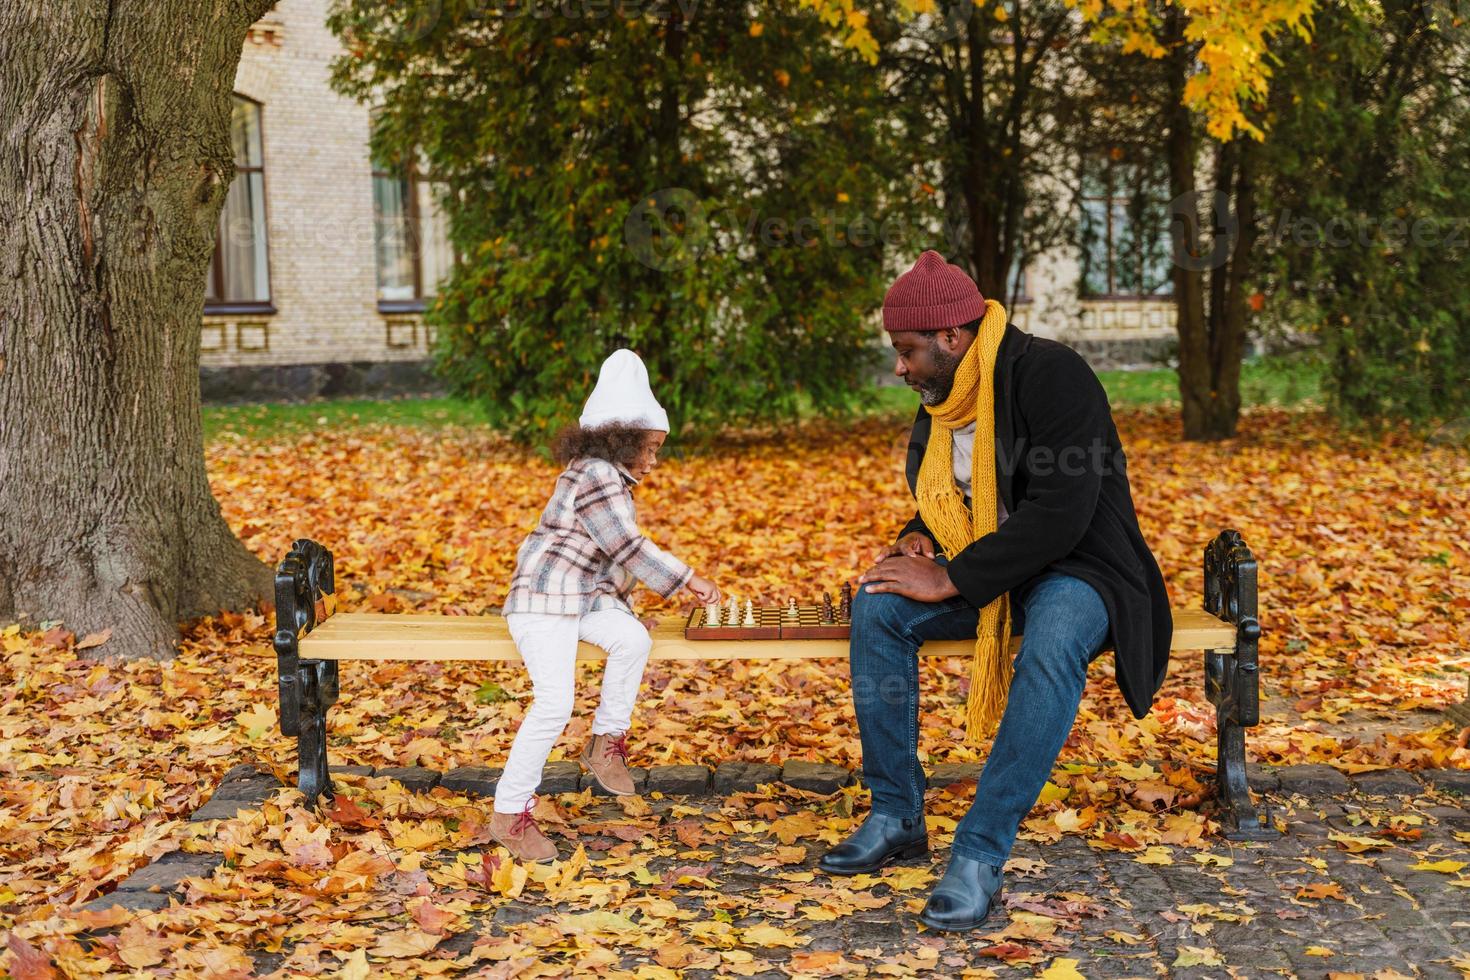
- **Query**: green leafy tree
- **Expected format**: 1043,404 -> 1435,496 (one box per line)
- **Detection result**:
1059,2 -> 1314,440
1256,0 -> 1470,424
331,1 -> 902,445
826,0 -> 1316,440
864,0 -> 1097,307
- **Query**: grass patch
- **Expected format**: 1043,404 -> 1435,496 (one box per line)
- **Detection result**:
1097,353 -> 1323,407
202,395 -> 490,442
202,354 -> 1323,443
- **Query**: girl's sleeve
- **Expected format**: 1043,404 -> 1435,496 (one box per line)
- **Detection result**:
574,460 -> 694,599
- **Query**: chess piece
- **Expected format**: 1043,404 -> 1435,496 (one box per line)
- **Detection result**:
743,599 -> 756,627
821,591 -> 835,624
705,602 -> 721,627
839,582 -> 853,622
787,597 -> 799,619
727,597 -> 739,627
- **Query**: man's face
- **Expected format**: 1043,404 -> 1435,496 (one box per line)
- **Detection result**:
890,327 -> 974,406
632,430 -> 665,480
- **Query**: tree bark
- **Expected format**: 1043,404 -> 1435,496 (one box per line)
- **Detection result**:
951,6 -> 1074,305
963,14 -> 997,291
1211,135 -> 1257,434
1163,7 -> 1249,441
0,0 -> 277,659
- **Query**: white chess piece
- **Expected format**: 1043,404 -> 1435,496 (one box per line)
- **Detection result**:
705,602 -> 721,627
726,596 -> 739,627
742,599 -> 755,627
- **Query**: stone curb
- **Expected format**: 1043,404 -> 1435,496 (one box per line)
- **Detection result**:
195,759 -> 1470,808
330,758 -> 855,800
1245,763 -> 1470,802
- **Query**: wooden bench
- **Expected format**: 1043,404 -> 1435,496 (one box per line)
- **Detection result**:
273,529 -> 1274,840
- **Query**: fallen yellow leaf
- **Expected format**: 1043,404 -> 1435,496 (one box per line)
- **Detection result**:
1173,946 -> 1224,967
1409,859 -> 1466,874
741,924 -> 809,948
370,928 -> 443,958
1039,956 -> 1087,978
337,949 -> 369,980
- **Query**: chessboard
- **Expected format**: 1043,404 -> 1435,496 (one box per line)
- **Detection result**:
683,605 -> 783,640
776,604 -> 851,640
684,591 -> 854,641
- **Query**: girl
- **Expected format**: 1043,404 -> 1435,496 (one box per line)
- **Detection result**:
492,349 -> 721,862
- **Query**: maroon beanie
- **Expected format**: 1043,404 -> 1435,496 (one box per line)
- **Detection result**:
882,250 -> 985,332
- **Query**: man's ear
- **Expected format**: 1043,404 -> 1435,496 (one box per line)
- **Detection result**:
948,324 -> 979,355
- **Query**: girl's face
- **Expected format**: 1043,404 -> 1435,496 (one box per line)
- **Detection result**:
632,430 -> 665,480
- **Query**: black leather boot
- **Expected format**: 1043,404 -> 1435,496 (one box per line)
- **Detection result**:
817,811 -> 928,876
918,855 -> 1005,930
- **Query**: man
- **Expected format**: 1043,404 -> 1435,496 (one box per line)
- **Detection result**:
818,250 -> 1173,932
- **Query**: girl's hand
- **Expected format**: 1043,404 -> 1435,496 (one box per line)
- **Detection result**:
639,615 -> 660,631
686,574 -> 721,605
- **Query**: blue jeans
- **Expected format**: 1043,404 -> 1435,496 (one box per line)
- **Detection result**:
848,559 -> 1110,868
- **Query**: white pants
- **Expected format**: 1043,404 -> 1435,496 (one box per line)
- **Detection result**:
495,607 -> 653,814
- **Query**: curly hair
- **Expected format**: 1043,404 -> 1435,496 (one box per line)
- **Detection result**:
550,422 -> 653,468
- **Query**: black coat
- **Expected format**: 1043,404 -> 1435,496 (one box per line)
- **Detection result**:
897,322 -> 1173,719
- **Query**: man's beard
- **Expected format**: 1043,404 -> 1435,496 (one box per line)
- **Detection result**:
916,339 -> 961,406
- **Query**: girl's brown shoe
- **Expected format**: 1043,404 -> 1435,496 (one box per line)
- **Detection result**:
579,731 -> 636,795
489,797 -> 558,863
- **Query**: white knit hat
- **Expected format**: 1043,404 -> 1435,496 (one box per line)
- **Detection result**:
578,349 -> 670,432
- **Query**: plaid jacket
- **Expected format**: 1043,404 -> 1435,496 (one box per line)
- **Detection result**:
503,456 -> 693,616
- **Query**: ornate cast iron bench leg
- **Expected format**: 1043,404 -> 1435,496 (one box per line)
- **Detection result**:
273,539 -> 339,807
1204,530 -> 1278,840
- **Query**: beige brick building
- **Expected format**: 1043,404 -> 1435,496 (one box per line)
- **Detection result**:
201,0 -> 450,400
201,1 -> 1176,400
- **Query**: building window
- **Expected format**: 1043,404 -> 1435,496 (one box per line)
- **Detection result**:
1079,156 -> 1173,300
373,167 -> 453,313
1005,255 -> 1032,304
205,96 -> 272,312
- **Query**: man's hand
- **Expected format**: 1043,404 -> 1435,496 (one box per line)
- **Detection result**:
856,555 -> 961,602
870,531 -> 936,564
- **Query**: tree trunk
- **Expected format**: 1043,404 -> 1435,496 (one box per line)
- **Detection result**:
1209,136 -> 1257,434
1163,8 -> 1246,441
954,9 -> 1061,305
961,14 -> 1006,296
0,0 -> 277,659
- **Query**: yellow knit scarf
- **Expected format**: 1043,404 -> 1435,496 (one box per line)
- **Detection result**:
915,298 -> 1012,743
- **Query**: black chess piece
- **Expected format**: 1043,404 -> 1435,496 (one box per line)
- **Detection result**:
839,582 -> 853,622
821,591 -> 835,624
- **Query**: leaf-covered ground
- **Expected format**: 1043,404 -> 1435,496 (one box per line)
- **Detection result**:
2,406 -> 1467,975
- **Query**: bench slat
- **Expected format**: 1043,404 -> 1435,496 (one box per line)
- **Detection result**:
298,607 -> 1236,662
